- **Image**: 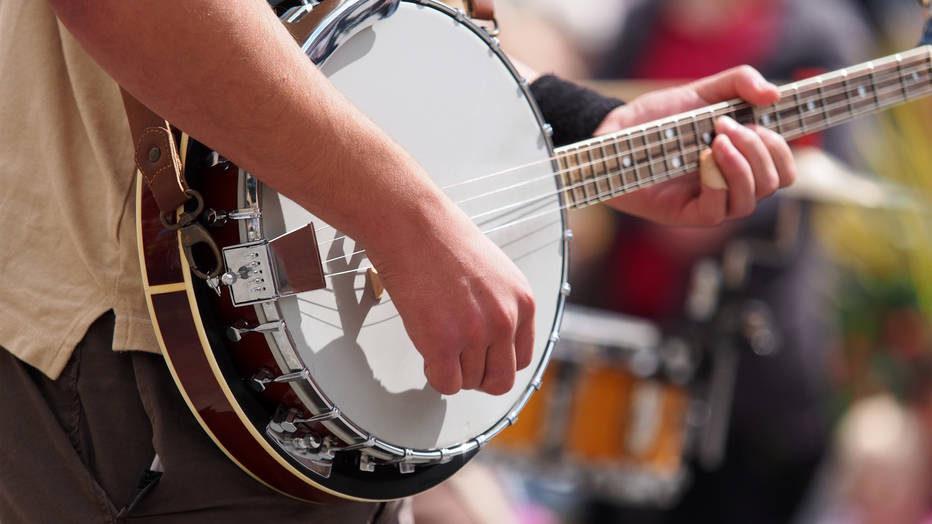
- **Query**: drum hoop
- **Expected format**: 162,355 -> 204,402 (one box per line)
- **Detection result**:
237,0 -> 569,467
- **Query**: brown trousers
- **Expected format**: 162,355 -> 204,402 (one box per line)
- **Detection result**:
0,312 -> 409,523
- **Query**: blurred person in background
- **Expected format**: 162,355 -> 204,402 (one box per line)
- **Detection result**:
564,1 -> 875,523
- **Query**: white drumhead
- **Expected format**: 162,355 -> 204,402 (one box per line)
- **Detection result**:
260,2 -> 565,450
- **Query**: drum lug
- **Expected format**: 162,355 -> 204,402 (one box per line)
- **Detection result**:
358,453 -> 377,472
531,376 -> 543,391
226,320 -> 285,342
265,428 -> 334,479
248,367 -> 309,392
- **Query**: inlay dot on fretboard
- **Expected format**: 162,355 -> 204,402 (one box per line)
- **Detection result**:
702,132 -> 712,145
912,71 -> 921,82
622,156 -> 632,168
857,85 -> 867,97
806,100 -> 816,111
761,114 -> 772,126
671,156 -> 682,168
665,128 -> 675,139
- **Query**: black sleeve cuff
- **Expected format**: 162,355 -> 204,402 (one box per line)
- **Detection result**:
529,74 -> 624,148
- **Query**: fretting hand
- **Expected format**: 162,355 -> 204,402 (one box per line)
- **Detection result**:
597,66 -> 797,226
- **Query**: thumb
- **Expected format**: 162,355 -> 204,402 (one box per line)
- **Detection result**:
696,148 -> 728,225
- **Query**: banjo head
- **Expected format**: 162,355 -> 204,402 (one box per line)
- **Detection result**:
261,0 -> 567,451
156,0 -> 567,501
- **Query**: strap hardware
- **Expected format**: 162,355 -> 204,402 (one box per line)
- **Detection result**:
180,220 -> 224,280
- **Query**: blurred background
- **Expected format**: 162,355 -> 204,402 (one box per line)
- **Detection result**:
411,1 -> 932,523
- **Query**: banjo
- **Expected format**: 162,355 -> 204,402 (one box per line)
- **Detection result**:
135,0 -> 932,502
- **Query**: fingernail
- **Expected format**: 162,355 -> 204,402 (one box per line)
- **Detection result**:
717,115 -> 737,131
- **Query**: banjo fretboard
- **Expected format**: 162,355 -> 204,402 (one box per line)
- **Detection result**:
556,45 -> 932,209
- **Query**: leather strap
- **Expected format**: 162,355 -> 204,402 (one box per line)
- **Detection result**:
120,88 -> 189,215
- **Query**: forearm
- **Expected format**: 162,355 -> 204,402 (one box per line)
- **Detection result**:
48,0 -> 445,248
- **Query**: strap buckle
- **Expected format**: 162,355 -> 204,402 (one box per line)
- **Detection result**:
161,189 -> 223,279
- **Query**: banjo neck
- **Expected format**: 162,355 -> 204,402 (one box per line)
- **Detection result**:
555,45 -> 932,209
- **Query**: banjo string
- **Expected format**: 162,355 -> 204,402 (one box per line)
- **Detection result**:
436,60 -> 926,193
311,71 -> 930,268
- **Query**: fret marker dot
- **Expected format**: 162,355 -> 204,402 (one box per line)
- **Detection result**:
761,114 -> 771,126
672,157 -> 682,168
702,132 -> 712,145
665,128 -> 675,139
622,156 -> 632,168
913,72 -> 920,81
858,85 -> 867,97
807,100 -> 816,111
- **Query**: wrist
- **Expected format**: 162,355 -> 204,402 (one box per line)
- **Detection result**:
530,74 -> 624,147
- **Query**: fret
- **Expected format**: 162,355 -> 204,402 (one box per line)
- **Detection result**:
657,124 -> 673,178
896,54 -> 909,103
589,143 -> 607,200
793,86 -> 806,135
772,99 -> 785,134
576,146 -> 598,203
675,117 -> 697,168
564,146 -> 586,206
816,78 -> 829,127
696,112 -> 716,151
755,103 -> 776,130
630,131 -> 651,187
556,154 -> 576,207
873,58 -> 909,110
926,47 -> 932,89
841,70 -> 855,120
847,67 -> 876,115
774,91 -> 799,136
867,61 -> 881,110
667,123 -> 684,173
674,118 -> 690,172
689,112 -> 702,156
591,138 -> 611,200
922,49 -> 932,98
801,82 -> 824,130
622,133 -> 637,190
600,137 -> 619,196
644,126 -> 663,184
574,147 -> 594,205
824,74 -> 851,123
610,136 -> 626,192
902,54 -> 930,99
686,112 -> 705,171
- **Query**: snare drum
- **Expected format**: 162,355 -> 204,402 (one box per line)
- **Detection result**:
489,305 -> 694,502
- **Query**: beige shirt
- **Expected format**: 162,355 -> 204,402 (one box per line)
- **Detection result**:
0,1 -> 158,379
